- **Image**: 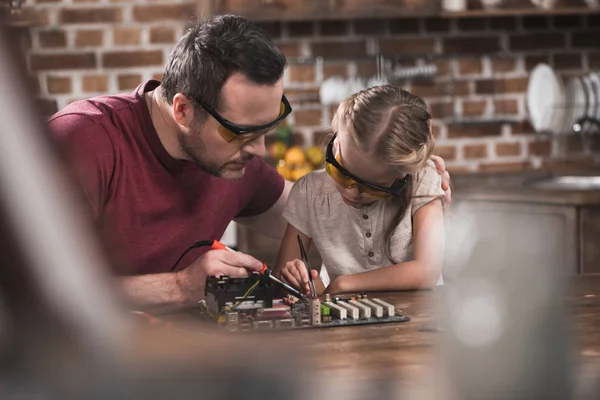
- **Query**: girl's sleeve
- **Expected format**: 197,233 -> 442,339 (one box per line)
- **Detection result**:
411,160 -> 446,214
281,174 -> 313,238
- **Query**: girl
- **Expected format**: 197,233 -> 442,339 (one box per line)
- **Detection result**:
273,85 -> 446,295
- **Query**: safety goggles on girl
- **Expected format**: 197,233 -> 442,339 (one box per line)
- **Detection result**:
325,132 -> 411,200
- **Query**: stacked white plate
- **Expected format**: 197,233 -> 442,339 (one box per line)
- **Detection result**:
526,63 -> 600,135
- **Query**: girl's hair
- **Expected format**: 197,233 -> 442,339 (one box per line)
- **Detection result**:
331,85 -> 435,264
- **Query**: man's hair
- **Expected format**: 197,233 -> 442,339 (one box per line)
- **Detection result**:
160,15 -> 287,112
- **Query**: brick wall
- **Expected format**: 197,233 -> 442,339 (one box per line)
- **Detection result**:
19,1 -> 600,173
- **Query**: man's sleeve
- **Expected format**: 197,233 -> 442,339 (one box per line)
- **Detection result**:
48,114 -> 115,218
236,158 -> 285,218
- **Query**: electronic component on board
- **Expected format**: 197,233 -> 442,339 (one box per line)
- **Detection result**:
320,303 -> 331,322
324,301 -> 347,320
336,301 -> 360,320
349,300 -> 371,319
309,298 -> 321,325
360,299 -> 383,318
371,298 -> 395,317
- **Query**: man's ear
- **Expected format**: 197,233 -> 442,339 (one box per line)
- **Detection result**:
172,93 -> 196,127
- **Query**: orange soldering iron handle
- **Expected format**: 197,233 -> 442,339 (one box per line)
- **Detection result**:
211,240 -> 269,274
258,263 -> 268,275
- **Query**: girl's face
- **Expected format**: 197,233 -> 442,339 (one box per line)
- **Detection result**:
330,127 -> 405,208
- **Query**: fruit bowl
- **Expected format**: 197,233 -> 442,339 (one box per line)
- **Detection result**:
268,142 -> 325,182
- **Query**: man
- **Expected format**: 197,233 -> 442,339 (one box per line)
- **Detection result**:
48,15 -> 451,309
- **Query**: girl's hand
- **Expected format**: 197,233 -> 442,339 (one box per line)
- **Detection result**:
280,259 -> 318,296
323,276 -> 348,294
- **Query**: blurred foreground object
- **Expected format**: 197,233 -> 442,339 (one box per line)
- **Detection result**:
0,24 -> 307,399
437,202 -> 574,400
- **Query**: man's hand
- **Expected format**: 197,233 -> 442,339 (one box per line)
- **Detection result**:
430,155 -> 452,203
176,249 -> 264,304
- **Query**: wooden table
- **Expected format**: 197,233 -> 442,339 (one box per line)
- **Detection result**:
158,275 -> 600,398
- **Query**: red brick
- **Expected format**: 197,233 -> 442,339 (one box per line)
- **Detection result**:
82,75 -> 108,93
444,36 -> 500,54
132,4 -> 197,22
509,33 -> 566,51
355,60 -> 378,77
424,17 -> 450,32
255,22 -> 281,39
102,51 -> 163,68
30,53 -> 96,71
462,100 -> 487,117
572,31 -> 600,49
525,55 -> 550,72
39,30 -> 67,48
457,18 -> 487,31
118,74 -> 142,90
494,99 -> 519,115
27,76 -> 41,96
447,123 -> 502,138
113,28 -> 140,46
353,19 -> 388,35
11,7 -> 49,26
491,56 -> 517,73
475,78 -> 528,95
379,38 -> 435,55
294,109 -> 322,127
288,21 -> 315,37
60,8 -> 121,24
495,142 -> 521,157
275,42 -> 302,58
411,81 -> 469,98
528,140 -> 551,156
47,76 -> 72,94
75,29 -> 104,47
522,16 -> 549,30
434,145 -> 457,161
288,65 -> 316,83
553,53 -> 582,71
285,88 -> 320,104
150,26 -> 175,44
388,18 -> 420,35
323,63 -> 347,79
311,41 -> 367,58
458,58 -> 482,76
489,17 -> 516,31
479,161 -> 531,172
566,136 -> 583,153
35,98 -> 58,116
430,61 -> 449,78
319,20 -> 348,36
511,120 -> 536,135
464,144 -> 488,159
429,102 -> 454,119
553,15 -> 582,29
36,0 -> 61,3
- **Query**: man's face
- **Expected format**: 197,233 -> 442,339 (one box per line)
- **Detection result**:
179,73 -> 284,180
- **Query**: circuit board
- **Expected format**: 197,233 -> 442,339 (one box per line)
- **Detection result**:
198,275 -> 410,332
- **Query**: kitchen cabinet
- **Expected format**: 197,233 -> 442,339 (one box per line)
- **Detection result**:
580,207 -> 600,274
453,200 -> 579,275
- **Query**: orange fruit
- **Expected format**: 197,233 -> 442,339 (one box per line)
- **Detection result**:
291,163 -> 313,181
305,146 -> 325,167
269,140 -> 287,161
276,160 -> 292,180
284,146 -> 306,166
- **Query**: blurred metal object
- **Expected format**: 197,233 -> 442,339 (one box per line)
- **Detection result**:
437,202 -> 574,400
